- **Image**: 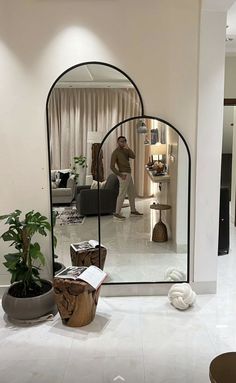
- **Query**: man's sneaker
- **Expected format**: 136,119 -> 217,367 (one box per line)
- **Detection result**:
131,210 -> 143,216
113,213 -> 126,220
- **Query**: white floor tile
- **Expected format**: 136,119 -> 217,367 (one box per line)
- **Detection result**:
54,198 -> 188,283
1,213 -> 236,382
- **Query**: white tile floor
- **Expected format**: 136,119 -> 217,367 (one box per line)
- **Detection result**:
0,225 -> 236,382
54,198 -> 187,282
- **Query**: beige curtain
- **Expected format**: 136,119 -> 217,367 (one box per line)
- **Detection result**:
48,88 -> 141,167
48,87 -> 151,196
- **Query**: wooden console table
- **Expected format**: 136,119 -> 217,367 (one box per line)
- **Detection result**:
150,203 -> 171,242
145,168 -> 170,183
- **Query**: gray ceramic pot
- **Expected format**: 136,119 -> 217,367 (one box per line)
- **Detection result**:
2,280 -> 57,320
54,261 -> 65,275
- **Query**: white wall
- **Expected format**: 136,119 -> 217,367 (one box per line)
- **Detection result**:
166,128 -> 178,244
0,0 -> 228,292
225,57 -> 236,221
230,107 -> 236,221
194,9 -> 227,288
225,56 -> 236,98
176,139 -> 188,252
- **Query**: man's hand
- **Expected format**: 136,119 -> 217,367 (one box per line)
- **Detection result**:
121,174 -> 127,180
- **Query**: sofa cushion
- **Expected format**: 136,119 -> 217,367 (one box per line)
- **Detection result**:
90,180 -> 106,189
66,175 -> 75,189
104,174 -> 119,191
51,179 -> 60,189
52,188 -> 72,197
59,172 -> 70,188
51,170 -> 58,182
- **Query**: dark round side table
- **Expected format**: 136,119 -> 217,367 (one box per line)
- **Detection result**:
150,203 -> 171,242
209,352 -> 236,382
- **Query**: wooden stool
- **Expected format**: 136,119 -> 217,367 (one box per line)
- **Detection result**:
70,245 -> 106,270
53,277 -> 100,327
209,352 -> 236,382
150,203 -> 171,242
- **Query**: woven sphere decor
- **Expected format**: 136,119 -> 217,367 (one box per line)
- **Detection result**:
164,267 -> 186,282
168,283 -> 196,310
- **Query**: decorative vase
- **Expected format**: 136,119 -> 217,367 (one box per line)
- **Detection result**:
77,165 -> 86,185
2,279 -> 57,320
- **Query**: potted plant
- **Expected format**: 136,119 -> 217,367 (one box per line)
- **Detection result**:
0,209 -> 57,320
71,155 -> 87,185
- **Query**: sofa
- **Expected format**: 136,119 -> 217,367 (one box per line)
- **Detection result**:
51,169 -> 76,204
76,173 -> 119,216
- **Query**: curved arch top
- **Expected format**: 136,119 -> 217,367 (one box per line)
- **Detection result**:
98,114 -> 191,162
46,61 -> 144,114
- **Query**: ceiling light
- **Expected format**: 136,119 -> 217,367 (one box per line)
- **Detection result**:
226,37 -> 234,42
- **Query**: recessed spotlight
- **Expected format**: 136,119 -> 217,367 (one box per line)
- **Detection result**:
225,37 -> 234,42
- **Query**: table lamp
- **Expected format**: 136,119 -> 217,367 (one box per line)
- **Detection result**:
151,143 -> 167,162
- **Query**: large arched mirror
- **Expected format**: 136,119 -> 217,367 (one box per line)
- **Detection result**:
97,116 -> 190,283
46,62 -> 143,274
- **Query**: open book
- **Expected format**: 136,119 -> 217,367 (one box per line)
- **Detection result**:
55,265 -> 107,290
70,240 -> 100,252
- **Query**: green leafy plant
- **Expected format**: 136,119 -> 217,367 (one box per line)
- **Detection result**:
71,155 -> 87,183
0,210 -> 52,296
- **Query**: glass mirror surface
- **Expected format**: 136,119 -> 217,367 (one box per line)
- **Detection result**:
47,63 -> 142,273
100,118 -> 189,283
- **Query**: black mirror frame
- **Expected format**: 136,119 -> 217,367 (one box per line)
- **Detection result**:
97,115 -> 191,284
46,62 -> 191,285
45,61 -> 144,276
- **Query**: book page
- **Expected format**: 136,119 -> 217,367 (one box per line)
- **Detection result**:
71,241 -> 93,252
70,239 -> 103,252
88,239 -> 99,248
55,266 -> 87,279
78,265 -> 107,289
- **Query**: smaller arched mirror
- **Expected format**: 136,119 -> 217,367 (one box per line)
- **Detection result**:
98,116 -> 190,284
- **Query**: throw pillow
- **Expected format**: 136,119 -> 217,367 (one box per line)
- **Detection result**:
90,180 -> 106,189
58,172 -> 70,188
51,170 -> 60,182
51,170 -> 57,182
51,179 -> 61,189
100,180 -> 106,189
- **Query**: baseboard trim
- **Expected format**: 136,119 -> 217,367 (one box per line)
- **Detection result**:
100,281 -> 216,296
190,281 -> 216,294
0,281 -> 217,299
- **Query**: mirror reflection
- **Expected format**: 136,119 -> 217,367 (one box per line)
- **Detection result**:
47,63 -> 142,274
99,118 -> 189,282
47,63 -> 189,283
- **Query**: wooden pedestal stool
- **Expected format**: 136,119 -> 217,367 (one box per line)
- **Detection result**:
53,277 -> 100,327
150,203 -> 171,242
70,245 -> 106,270
209,352 -> 236,382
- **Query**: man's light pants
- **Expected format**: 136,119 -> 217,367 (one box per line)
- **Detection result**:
115,173 -> 136,214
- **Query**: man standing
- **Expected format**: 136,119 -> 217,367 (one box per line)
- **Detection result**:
110,135 -> 143,220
